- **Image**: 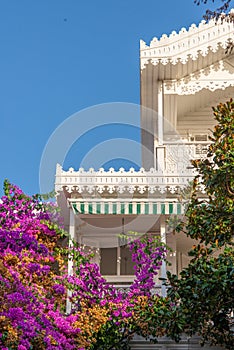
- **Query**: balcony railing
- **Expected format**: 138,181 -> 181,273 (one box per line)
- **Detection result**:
55,142 -> 209,196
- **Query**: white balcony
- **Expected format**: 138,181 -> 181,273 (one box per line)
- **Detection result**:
55,142 -> 209,196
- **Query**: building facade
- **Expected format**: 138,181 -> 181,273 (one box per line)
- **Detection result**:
55,18 -> 234,292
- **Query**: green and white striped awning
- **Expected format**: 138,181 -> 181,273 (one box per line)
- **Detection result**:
72,201 -> 184,215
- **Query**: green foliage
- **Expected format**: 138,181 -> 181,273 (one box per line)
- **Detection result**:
167,100 -> 234,349
91,322 -> 133,350
131,295 -> 185,344
32,189 -> 56,201
185,99 -> 234,246
194,0 -> 233,21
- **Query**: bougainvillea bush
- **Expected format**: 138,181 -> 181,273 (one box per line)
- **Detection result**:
0,180 -> 169,350
0,181 -> 81,349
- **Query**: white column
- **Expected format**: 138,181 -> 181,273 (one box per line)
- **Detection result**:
91,248 -> 101,267
163,94 -> 178,140
158,81 -> 164,146
163,94 -> 177,129
66,208 -> 75,314
117,246 -> 121,276
160,216 -> 167,297
156,146 -> 165,171
166,232 -> 177,276
156,81 -> 165,171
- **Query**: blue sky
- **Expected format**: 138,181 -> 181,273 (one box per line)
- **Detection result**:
0,0 -> 217,196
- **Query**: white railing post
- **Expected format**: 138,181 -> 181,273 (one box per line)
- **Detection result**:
117,246 -> 121,276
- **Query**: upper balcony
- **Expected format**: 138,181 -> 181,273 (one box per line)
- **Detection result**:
55,141 -> 209,197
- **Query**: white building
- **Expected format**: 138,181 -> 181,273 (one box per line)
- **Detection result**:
55,18 -> 234,291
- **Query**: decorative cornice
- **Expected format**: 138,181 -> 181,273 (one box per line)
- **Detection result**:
140,17 -> 234,69
163,59 -> 234,95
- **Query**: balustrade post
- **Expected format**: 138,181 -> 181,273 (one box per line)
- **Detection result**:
117,246 -> 121,276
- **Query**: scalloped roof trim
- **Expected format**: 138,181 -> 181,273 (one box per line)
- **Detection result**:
140,16 -> 234,68
140,17 -> 232,50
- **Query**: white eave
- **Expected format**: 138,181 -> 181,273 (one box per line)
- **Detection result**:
140,17 -> 234,79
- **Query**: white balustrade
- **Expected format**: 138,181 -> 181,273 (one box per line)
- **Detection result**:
55,142 -> 210,195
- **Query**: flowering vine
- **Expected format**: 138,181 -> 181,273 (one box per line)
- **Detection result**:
0,180 -> 168,350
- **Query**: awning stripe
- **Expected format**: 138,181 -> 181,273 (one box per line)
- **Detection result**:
72,202 -> 184,215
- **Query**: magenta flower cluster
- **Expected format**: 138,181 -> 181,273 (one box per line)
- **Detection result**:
129,237 -> 167,296
0,181 -> 168,349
